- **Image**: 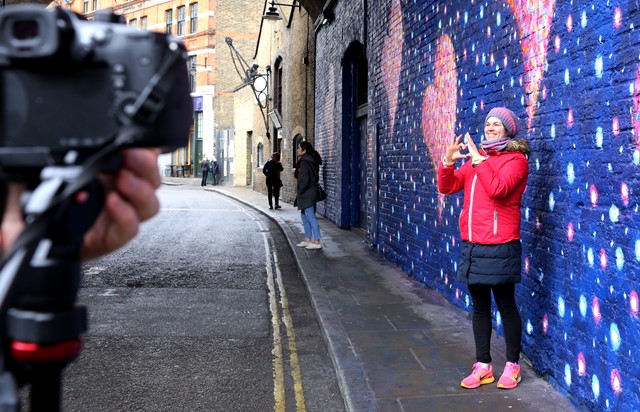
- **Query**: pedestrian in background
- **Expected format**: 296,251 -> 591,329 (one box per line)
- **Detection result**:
437,107 -> 530,390
211,158 -> 220,185
263,152 -> 283,209
200,156 -> 209,187
295,142 -> 322,250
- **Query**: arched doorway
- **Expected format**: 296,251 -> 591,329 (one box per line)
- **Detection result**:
341,42 -> 369,230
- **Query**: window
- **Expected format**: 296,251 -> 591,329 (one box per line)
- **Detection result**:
257,143 -> 264,167
177,6 -> 185,35
92,0 -> 97,10
140,16 -> 147,30
83,0 -> 88,13
195,112 -> 203,140
128,18 -> 137,28
273,58 -> 283,114
165,9 -> 173,34
189,3 -> 198,33
188,55 -> 197,92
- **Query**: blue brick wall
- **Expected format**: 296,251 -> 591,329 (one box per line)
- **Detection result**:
367,0 -> 638,410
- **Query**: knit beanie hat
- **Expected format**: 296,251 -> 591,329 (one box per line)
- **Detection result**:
486,107 -> 520,138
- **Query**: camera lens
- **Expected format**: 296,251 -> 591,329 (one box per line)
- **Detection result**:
12,20 -> 39,40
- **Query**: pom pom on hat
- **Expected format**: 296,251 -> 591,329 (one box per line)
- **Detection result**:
486,107 -> 520,138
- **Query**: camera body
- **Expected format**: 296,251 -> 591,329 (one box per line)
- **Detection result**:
0,5 -> 193,170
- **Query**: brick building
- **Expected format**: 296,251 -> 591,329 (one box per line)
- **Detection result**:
232,2 -> 316,197
66,0 -> 262,181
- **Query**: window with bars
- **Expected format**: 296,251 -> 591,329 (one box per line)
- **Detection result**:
129,18 -> 137,27
189,3 -> 198,33
140,16 -> 147,29
165,9 -> 173,34
92,0 -> 97,10
83,0 -> 88,13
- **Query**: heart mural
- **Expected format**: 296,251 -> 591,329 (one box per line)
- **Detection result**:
507,0 -> 556,129
422,34 -> 457,217
381,0 -> 403,140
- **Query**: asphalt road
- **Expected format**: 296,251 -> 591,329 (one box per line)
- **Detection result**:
19,185 -> 345,412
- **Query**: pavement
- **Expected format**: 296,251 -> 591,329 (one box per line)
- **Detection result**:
164,177 -> 581,412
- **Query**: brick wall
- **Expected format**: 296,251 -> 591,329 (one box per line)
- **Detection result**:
316,0 -> 640,410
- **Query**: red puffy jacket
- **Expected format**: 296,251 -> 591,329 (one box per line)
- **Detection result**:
438,139 -> 529,245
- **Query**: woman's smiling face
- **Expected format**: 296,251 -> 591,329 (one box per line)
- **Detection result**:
484,116 -> 508,141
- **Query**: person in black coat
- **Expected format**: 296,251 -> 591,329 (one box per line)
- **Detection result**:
295,142 -> 322,249
200,157 -> 209,187
263,152 -> 283,209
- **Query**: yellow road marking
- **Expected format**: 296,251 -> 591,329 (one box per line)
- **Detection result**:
264,235 -> 285,411
272,249 -> 307,412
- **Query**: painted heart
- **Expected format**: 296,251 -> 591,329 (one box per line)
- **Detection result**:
507,0 -> 556,128
381,0 -> 403,140
422,34 -> 457,217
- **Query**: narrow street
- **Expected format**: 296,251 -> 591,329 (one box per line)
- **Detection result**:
55,184 -> 344,412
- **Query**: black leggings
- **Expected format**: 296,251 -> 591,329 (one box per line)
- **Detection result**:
467,283 -> 521,364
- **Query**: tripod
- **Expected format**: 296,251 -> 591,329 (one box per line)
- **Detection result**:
0,156 -> 112,412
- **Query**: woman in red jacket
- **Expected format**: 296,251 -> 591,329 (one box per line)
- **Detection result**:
438,107 -> 530,390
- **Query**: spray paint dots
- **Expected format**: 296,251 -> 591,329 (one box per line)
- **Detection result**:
567,14 -> 573,32
567,222 -> 575,241
543,313 -> 549,334
590,185 -> 598,206
593,374 -> 600,399
630,290 -> 639,316
614,7 -> 622,28
580,295 -> 588,317
578,352 -> 587,376
599,248 -> 607,269
613,117 -> 620,136
615,247 -> 624,270
568,108 -> 574,127
595,56 -> 604,78
621,182 -> 629,205
610,369 -> 622,395
610,323 -> 621,351
567,162 -> 575,184
593,297 -> 602,324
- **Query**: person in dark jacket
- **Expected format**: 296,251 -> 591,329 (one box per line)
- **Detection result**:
295,141 -> 322,249
438,107 -> 530,390
263,152 -> 284,209
200,157 -> 209,187
211,158 -> 220,185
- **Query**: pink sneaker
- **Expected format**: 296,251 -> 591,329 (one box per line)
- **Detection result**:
460,362 -> 495,389
497,362 -> 521,389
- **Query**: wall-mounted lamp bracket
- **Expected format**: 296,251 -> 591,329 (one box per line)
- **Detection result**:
226,37 -> 272,139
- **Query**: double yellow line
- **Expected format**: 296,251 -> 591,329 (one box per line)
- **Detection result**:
263,234 -> 306,412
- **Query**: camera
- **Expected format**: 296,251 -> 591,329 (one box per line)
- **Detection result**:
0,5 -> 193,171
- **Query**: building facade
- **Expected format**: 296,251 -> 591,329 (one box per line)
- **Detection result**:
69,0 -> 262,181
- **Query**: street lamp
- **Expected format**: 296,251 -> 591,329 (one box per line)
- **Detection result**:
262,0 -> 300,21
